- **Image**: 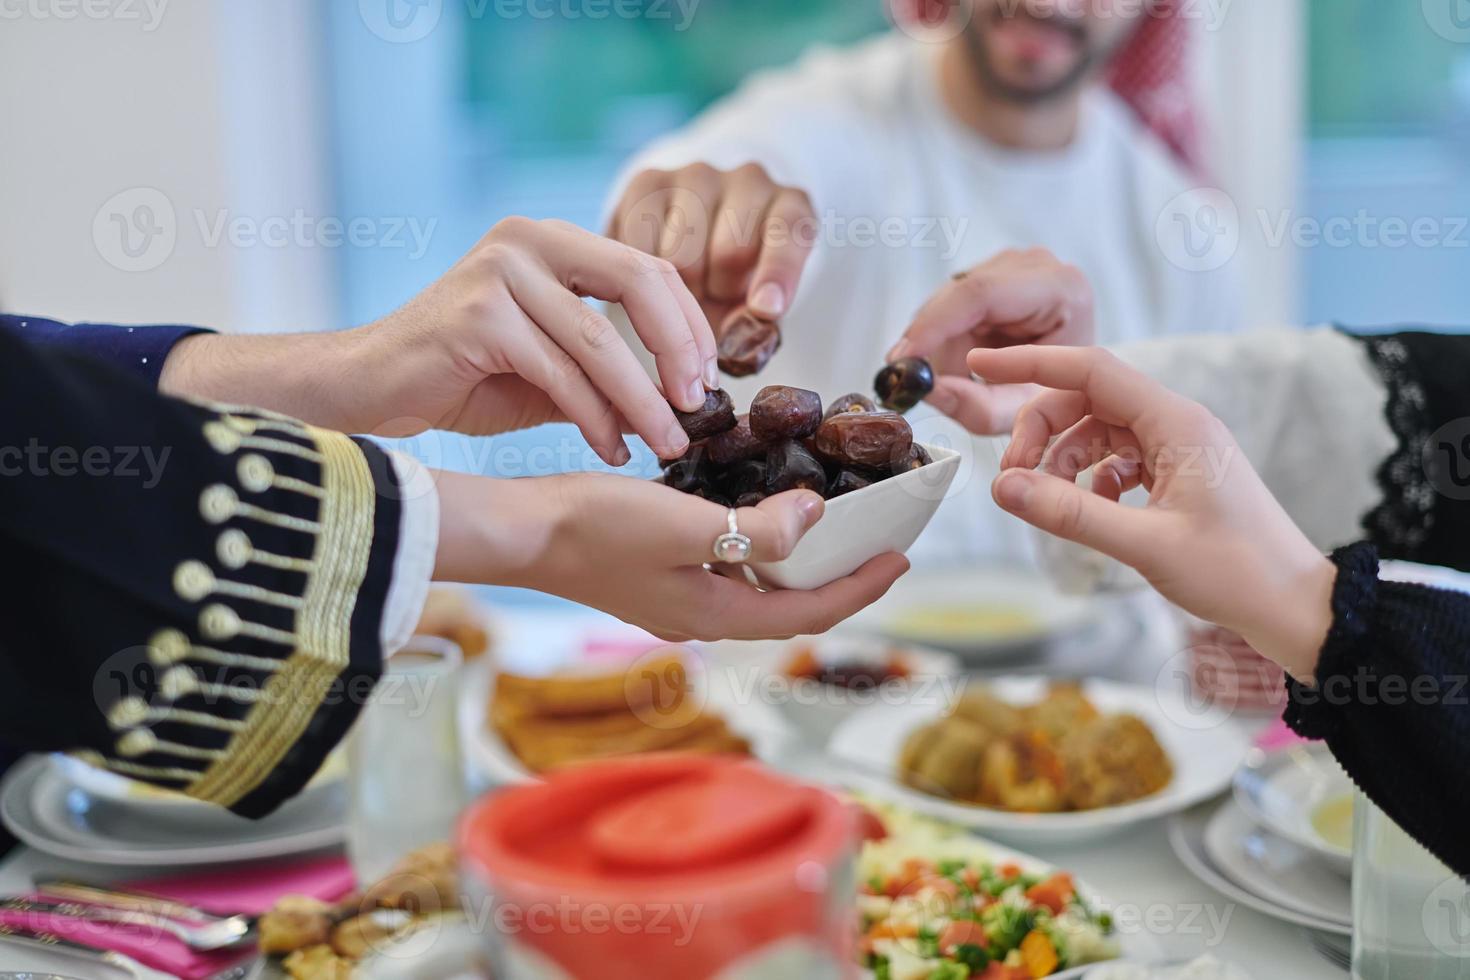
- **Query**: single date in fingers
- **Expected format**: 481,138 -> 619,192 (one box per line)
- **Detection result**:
874,357 -> 935,413
717,307 -> 783,377
673,389 -> 738,441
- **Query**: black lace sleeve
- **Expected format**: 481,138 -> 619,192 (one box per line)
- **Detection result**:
1351,330 -> 1470,572
1285,542 -> 1470,876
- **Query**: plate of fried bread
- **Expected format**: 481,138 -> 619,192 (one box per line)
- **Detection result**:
828,677 -> 1253,846
464,648 -> 790,784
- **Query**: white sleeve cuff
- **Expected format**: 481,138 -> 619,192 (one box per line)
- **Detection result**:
379,450 -> 440,657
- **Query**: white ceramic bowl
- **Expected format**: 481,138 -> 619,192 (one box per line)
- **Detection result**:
844,565 -> 1104,662
1232,742 -> 1355,877
701,633 -> 962,747
754,444 -> 960,590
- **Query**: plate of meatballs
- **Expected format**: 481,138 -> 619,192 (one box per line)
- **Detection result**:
826,677 -> 1255,846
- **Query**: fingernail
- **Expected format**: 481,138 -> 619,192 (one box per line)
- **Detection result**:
704,358 -> 719,388
798,492 -> 825,527
685,379 -> 706,409
749,282 -> 786,319
926,385 -> 956,414
888,339 -> 910,361
612,445 -> 631,467
666,422 -> 690,456
994,471 -> 1033,512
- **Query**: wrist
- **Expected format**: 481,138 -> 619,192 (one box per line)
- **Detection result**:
157,332 -> 213,397
294,325 -> 383,433
1241,553 -> 1338,684
432,472 -> 573,587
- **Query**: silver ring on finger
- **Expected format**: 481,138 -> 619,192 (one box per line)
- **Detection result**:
711,508 -> 753,564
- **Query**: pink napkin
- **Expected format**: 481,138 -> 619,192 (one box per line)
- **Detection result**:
580,635 -> 667,664
2,855 -> 356,978
1254,717 -> 1310,753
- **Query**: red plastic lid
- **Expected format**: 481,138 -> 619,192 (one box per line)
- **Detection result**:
459,755 -> 850,901
588,767 -> 814,870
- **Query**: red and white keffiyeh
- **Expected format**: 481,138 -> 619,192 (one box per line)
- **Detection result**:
1105,0 -> 1202,173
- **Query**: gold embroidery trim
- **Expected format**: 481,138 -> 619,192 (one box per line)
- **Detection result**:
187,427 -> 374,807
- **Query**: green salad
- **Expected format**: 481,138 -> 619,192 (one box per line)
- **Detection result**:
856,804 -> 1118,980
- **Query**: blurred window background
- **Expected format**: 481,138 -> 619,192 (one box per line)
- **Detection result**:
1303,0 -> 1470,328
324,1 -> 887,328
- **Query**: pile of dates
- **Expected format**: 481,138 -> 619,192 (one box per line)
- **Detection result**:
663,357 -> 936,506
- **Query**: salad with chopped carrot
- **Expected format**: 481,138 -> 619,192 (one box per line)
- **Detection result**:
855,802 -> 1119,980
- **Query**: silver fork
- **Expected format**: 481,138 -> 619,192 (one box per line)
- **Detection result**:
33,877 -> 260,948
2,895 -> 254,952
0,922 -> 174,979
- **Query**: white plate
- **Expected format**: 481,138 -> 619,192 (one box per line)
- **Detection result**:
0,755 -> 344,866
1203,796 -> 1352,928
826,677 -> 1253,846
48,749 -> 345,823
1169,798 -> 1350,937
462,651 -> 795,785
700,633 -> 962,746
844,567 -> 1103,663
1232,743 -> 1353,877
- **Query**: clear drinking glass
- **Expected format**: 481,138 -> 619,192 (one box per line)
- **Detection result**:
346,635 -> 467,884
1352,792 -> 1470,979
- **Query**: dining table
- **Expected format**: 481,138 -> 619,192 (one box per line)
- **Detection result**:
0,590 -> 1348,979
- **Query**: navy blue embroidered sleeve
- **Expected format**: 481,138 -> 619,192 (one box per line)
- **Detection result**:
1,314 -> 210,387
0,327 -> 398,818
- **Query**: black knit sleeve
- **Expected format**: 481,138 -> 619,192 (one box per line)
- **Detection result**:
1285,542 -> 1470,876
0,327 -> 402,818
1349,330 -> 1470,572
